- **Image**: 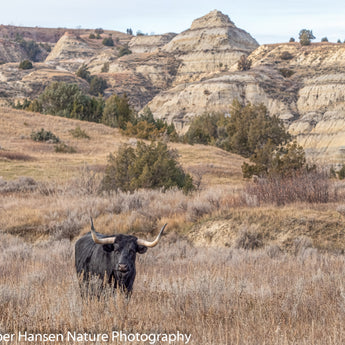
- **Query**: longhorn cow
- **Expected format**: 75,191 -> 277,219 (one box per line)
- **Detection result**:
75,218 -> 167,296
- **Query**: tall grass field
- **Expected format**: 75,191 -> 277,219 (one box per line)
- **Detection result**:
1,108 -> 345,344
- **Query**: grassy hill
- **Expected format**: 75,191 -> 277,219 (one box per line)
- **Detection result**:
1,106 -> 345,251
0,107 -> 244,184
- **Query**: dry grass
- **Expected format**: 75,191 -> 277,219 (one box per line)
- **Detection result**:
1,167 -> 345,251
0,107 -> 244,186
0,150 -> 34,161
0,107 -> 125,181
189,204 -> 345,251
3,107 -> 345,344
1,234 -> 345,344
246,171 -> 339,206
0,177 -> 244,242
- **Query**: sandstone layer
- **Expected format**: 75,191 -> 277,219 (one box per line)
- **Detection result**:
162,10 -> 259,84
128,33 -> 176,53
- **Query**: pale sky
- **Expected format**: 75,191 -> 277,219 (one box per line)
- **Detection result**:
1,0 -> 344,44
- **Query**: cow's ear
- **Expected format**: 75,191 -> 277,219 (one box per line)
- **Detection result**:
102,244 -> 114,252
137,245 -> 147,254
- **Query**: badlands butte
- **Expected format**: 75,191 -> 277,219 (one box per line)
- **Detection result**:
1,10 -> 345,164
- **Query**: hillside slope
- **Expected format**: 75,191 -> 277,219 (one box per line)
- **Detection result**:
0,107 -> 244,185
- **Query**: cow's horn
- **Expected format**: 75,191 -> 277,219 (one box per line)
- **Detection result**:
90,217 -> 116,245
137,223 -> 167,248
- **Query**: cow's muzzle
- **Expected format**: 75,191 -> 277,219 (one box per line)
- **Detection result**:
117,263 -> 129,273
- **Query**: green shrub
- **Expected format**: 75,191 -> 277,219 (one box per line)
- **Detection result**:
184,102 -> 290,159
76,64 -> 91,82
185,101 -> 294,179
101,141 -> 194,193
102,93 -> 134,129
221,101 -> 291,158
124,106 -> 178,141
36,82 -> 104,122
184,113 -> 222,145
69,126 -> 90,139
124,121 -> 162,140
89,76 -> 107,96
299,29 -> 315,46
54,143 -> 77,153
76,65 -> 107,95
242,141 -> 307,179
280,51 -> 293,60
27,99 -> 43,113
118,45 -> 132,57
237,55 -> 252,71
30,128 -> 60,143
101,62 -> 109,73
279,68 -> 295,78
89,33 -> 96,39
321,37 -> 328,42
337,164 -> 345,180
102,36 -> 114,47
19,60 -> 33,70
13,98 -> 31,109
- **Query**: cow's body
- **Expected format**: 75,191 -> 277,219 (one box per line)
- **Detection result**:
75,219 -> 166,296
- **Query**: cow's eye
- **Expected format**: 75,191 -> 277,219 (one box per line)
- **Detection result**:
129,249 -> 136,256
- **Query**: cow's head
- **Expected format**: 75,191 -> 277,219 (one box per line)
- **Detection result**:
90,218 -> 166,290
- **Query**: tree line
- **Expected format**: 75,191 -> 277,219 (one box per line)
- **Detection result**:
14,78 -> 311,181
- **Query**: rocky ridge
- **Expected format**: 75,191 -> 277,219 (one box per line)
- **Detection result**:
128,33 -> 177,53
162,10 -> 259,85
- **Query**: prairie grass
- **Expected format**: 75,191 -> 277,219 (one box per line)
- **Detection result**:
0,108 -> 244,186
0,151 -> 34,161
0,178 -> 244,242
1,171 -> 345,251
1,234 -> 345,344
2,107 -> 345,344
246,171 -> 339,206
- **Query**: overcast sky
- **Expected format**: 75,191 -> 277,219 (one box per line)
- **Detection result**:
1,0 -> 344,44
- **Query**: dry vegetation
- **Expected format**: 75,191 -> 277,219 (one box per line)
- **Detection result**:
2,108 -> 345,344
2,234 -> 345,345
0,108 -> 242,185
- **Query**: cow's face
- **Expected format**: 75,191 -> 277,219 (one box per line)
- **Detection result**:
103,235 -> 147,281
89,218 -> 166,292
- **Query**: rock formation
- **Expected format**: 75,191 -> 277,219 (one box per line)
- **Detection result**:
162,10 -> 259,84
0,40 -> 27,63
128,33 -> 176,53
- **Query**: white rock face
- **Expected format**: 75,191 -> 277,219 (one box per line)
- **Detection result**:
46,33 -> 95,61
297,74 -> 345,114
148,70 -> 293,132
0,40 -> 27,63
128,33 -> 176,53
162,10 -> 259,84
289,110 -> 345,164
